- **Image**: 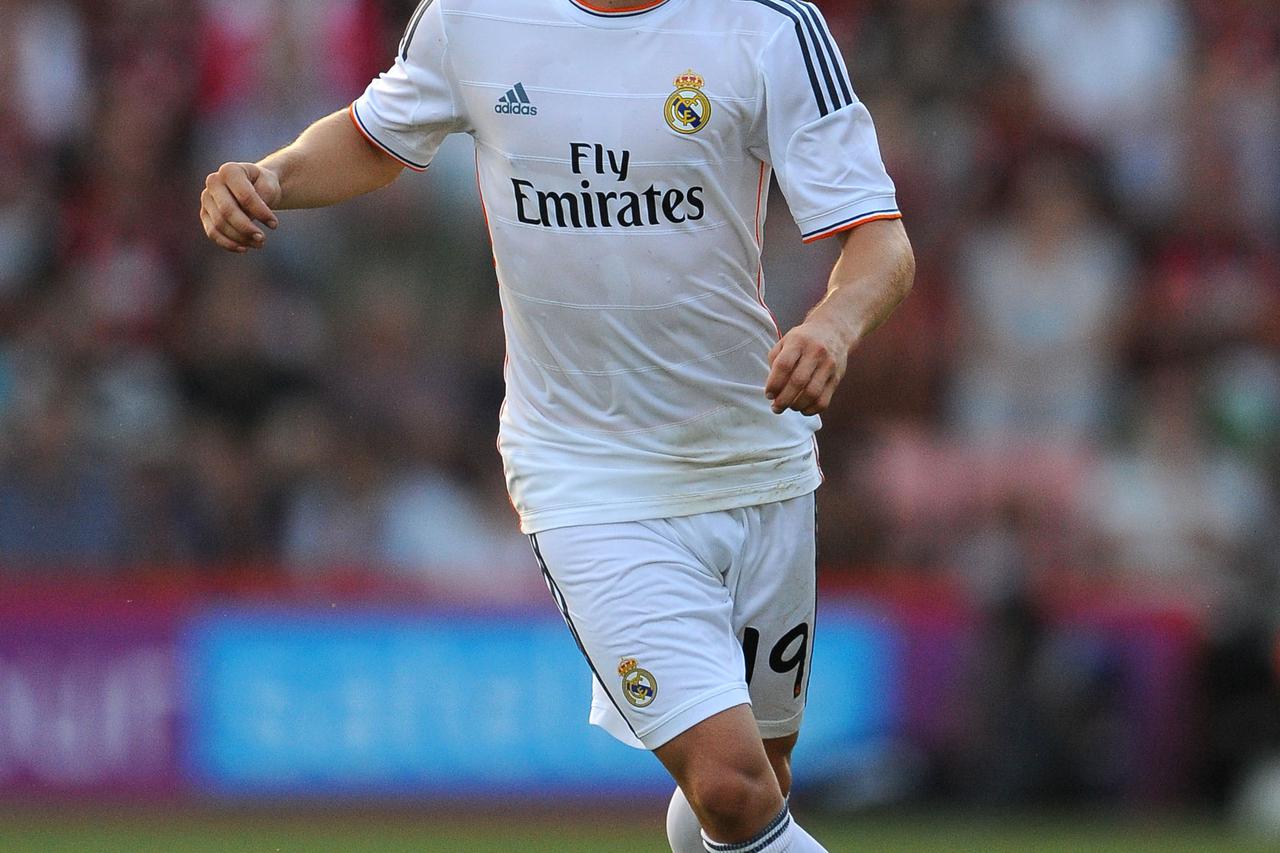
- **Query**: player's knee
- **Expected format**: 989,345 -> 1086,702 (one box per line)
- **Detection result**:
685,765 -> 783,838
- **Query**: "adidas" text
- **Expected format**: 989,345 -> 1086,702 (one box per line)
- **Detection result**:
496,83 -> 538,117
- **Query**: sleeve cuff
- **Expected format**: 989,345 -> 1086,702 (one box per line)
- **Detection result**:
348,102 -> 431,173
798,198 -> 901,243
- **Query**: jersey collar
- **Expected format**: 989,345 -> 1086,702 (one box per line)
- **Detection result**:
567,0 -> 674,20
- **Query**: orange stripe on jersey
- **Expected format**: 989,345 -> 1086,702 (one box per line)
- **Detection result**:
753,161 -> 767,249
751,162 -> 782,341
801,212 -> 902,244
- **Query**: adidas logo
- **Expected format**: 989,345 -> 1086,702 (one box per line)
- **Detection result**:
495,82 -> 538,116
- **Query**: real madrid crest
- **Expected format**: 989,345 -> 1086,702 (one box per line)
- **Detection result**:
665,70 -> 712,135
618,657 -> 658,708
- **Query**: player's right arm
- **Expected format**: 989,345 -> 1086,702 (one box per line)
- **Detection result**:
202,0 -> 467,254
200,110 -> 405,253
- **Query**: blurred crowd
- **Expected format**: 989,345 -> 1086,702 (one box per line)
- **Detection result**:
0,0 -> 535,596
0,0 -> 1278,809
2,0 -> 1278,601
838,0 -> 1279,623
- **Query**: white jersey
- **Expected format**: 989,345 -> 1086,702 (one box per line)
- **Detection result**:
353,0 -> 900,534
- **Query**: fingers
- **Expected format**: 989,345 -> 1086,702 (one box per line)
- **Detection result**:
772,359 -> 831,415
764,343 -> 802,403
201,190 -> 261,251
797,366 -> 836,417
200,207 -> 247,254
223,165 -> 278,229
205,181 -> 265,245
200,163 -> 282,253
764,330 -> 845,416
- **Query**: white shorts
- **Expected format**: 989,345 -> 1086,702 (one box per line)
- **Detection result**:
529,492 -> 816,751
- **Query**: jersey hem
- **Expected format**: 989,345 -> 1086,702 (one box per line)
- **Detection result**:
516,469 -> 822,534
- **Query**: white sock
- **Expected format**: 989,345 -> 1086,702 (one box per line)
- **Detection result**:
701,804 -> 827,853
667,786 -> 705,852
787,821 -> 827,852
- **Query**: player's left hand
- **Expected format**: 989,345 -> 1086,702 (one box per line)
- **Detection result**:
764,321 -> 851,416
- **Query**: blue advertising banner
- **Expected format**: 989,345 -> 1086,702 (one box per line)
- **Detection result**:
183,605 -> 902,797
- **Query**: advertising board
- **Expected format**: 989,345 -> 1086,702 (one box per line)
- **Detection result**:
182,605 -> 902,797
0,603 -> 182,795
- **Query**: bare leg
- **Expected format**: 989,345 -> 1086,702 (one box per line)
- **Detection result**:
655,704 -> 785,844
666,730 -> 802,851
764,732 -> 799,798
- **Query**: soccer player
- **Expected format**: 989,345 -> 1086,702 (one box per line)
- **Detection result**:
200,0 -> 914,849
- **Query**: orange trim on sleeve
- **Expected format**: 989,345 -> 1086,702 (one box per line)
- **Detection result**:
801,212 -> 902,244
347,103 -> 428,173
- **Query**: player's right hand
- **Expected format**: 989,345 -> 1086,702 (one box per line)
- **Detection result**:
200,162 -> 282,253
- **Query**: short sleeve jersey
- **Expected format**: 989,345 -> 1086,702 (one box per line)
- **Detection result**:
353,0 -> 900,534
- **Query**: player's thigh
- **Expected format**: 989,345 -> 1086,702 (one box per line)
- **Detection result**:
653,703 -> 774,786
654,702 -> 783,830
530,518 -> 749,750
733,492 -> 817,739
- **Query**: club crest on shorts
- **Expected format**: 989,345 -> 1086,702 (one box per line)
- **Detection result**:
618,657 -> 658,708
665,70 -> 712,135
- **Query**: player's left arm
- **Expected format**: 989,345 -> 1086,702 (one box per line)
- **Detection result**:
765,218 -> 915,416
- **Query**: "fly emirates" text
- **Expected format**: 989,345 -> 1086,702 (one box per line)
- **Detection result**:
511,142 -> 706,229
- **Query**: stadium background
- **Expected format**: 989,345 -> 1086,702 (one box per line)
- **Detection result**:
1,0 -> 1278,849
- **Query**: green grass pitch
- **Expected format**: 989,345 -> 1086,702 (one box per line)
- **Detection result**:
0,810 -> 1272,852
